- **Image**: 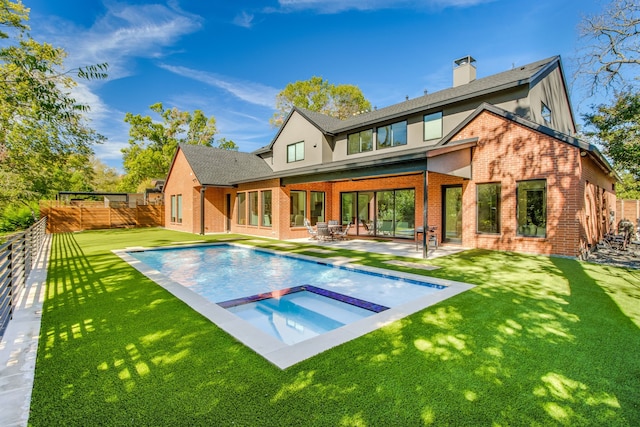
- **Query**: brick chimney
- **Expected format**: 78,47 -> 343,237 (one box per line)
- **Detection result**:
453,56 -> 476,87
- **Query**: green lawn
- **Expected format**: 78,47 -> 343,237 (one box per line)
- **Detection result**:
30,228 -> 640,426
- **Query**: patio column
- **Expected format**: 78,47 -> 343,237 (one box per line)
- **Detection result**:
423,169 -> 428,259
200,187 -> 205,235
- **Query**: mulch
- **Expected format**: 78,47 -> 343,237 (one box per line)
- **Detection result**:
585,243 -> 640,270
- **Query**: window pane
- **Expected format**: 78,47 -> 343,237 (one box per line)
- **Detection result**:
424,112 -> 443,140
290,190 -> 306,226
176,195 -> 182,224
348,134 -> 359,155
310,192 -> 325,225
341,192 -> 356,227
377,125 -> 390,148
296,142 -> 304,161
261,191 -> 272,227
392,121 -> 407,146
287,144 -> 296,162
517,180 -> 546,237
360,129 -> 373,152
237,193 -> 246,225
249,191 -> 259,226
477,183 -> 501,234
171,195 -> 176,223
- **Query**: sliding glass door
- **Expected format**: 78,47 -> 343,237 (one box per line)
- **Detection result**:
341,189 -> 415,238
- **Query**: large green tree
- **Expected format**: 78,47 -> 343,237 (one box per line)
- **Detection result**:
120,103 -> 237,192
584,92 -> 640,197
271,76 -> 371,127
0,0 -> 107,208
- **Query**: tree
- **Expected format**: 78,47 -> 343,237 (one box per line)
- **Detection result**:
271,76 -> 371,127
576,0 -> 640,93
0,0 -> 107,210
583,91 -> 640,195
120,103 -> 237,191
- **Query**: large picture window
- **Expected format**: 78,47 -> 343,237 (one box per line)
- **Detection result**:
377,121 -> 407,149
347,129 -> 373,155
424,111 -> 443,140
261,190 -> 272,227
287,141 -> 304,163
477,183 -> 501,234
237,193 -> 246,225
516,180 -> 546,237
249,191 -> 259,226
290,190 -> 306,226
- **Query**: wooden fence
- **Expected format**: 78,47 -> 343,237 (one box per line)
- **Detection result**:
0,217 -> 47,339
616,199 -> 640,225
41,204 -> 164,233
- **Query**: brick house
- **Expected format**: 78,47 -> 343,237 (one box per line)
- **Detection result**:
163,56 -> 617,258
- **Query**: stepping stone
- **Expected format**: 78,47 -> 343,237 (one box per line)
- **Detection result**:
384,260 -> 441,270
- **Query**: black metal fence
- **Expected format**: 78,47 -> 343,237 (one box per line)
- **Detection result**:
0,217 -> 47,339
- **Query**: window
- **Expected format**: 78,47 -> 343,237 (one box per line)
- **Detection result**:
176,195 -> 182,224
261,190 -> 272,227
249,191 -> 259,226
424,112 -> 443,140
170,195 -> 182,223
347,129 -> 373,155
290,191 -> 306,226
541,103 -> 552,125
310,191 -> 325,225
516,180 -> 546,237
377,121 -> 407,149
477,183 -> 501,234
170,195 -> 176,223
287,141 -> 304,163
237,193 -> 246,225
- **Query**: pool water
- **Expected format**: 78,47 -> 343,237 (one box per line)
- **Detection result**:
127,244 -> 446,345
227,290 -> 376,345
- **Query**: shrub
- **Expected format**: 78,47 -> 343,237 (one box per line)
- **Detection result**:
0,203 -> 39,233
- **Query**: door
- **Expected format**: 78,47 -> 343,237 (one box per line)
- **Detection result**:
442,186 -> 462,243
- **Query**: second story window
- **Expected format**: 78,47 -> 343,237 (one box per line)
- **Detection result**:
377,121 -> 407,149
347,129 -> 373,155
541,103 -> 552,125
287,141 -> 304,163
424,111 -> 443,141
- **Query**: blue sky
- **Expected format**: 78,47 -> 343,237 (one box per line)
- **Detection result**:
25,0 -> 606,172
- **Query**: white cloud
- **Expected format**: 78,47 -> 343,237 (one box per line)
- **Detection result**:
275,0 -> 494,13
233,11 -> 255,28
159,64 -> 279,109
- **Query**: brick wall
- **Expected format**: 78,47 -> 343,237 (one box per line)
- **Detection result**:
164,149 -> 198,233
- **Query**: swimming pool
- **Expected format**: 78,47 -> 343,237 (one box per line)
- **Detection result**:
117,243 -> 474,369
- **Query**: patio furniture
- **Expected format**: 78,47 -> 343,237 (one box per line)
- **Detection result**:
334,222 -> 351,240
415,226 -> 438,251
360,219 -> 374,235
304,218 -> 317,240
316,223 -> 332,241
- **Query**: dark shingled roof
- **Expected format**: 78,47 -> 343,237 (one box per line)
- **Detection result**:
300,56 -> 560,134
179,144 -> 274,186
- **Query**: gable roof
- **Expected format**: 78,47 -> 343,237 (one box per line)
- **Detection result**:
176,144 -> 274,186
255,56 -> 562,154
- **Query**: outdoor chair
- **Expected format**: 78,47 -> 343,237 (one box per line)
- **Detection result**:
304,218 -> 317,240
335,222 -> 351,240
316,223 -> 332,241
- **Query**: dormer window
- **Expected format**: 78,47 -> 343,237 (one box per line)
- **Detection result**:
287,141 -> 304,163
541,103 -> 552,125
424,112 -> 443,140
377,121 -> 407,149
347,129 -> 373,155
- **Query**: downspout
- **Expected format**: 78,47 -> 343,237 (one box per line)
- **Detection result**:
200,187 -> 205,235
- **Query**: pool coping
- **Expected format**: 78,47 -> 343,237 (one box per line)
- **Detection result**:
113,242 -> 475,370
